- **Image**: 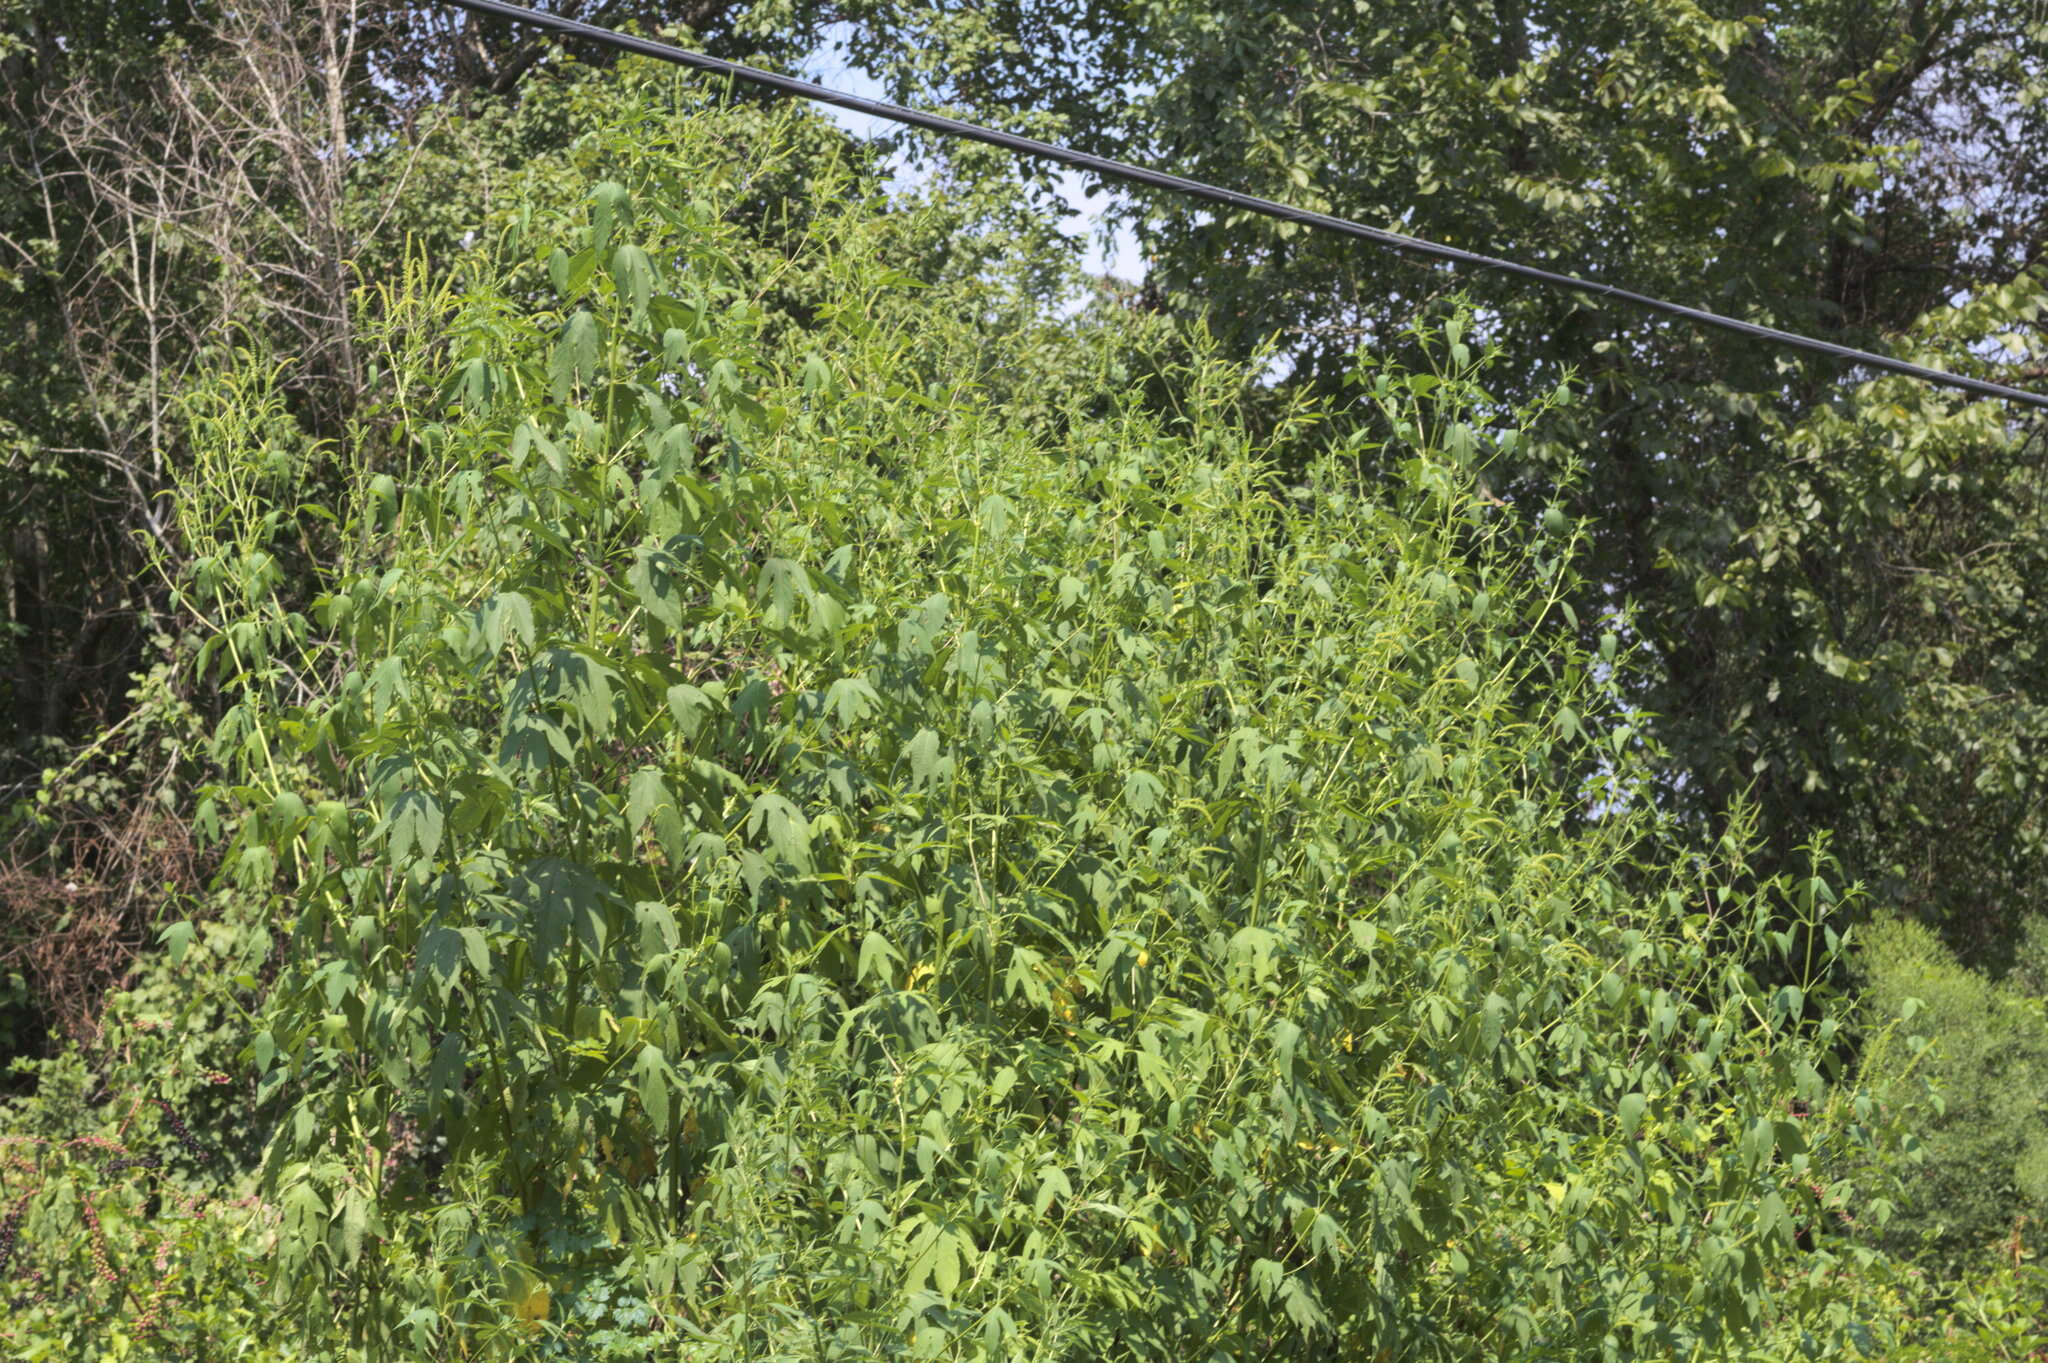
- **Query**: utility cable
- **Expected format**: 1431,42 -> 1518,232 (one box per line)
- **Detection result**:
440,0 -> 2048,412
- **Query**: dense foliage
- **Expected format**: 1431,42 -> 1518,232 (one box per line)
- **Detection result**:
2,3 -> 2045,1359
832,0 -> 2048,959
0,0 -> 854,1065
8,90 -> 1920,1361
1853,914 -> 2048,1275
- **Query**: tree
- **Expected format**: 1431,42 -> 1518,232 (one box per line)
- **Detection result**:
0,0 -> 211,782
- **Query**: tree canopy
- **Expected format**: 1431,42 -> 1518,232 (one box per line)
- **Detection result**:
832,0 -> 2048,958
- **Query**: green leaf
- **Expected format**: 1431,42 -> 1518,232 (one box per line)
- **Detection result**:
931,1227 -> 968,1298
823,676 -> 880,730
550,310 -> 602,400
1282,1278 -> 1329,1332
629,545 -> 690,630
1033,1166 -> 1072,1218
666,683 -> 713,739
1758,1189 -> 1788,1243
633,1043 -> 670,1129
336,1190 -> 370,1266
590,181 -> 630,255
459,927 -> 491,978
906,728 -> 946,789
511,421 -> 564,475
636,900 -> 680,955
280,1180 -> 327,1252
427,1033 -> 465,1117
513,858 -> 613,962
1311,80 -> 1382,112
627,768 -> 674,834
1480,992 -> 1507,1053
858,932 -> 903,989
482,591 -> 535,654
608,242 -> 657,321
386,790 -> 444,866
1123,768 -> 1165,814
756,556 -> 805,629
746,791 -> 812,869
159,920 -> 197,966
369,654 -> 406,716
420,927 -> 465,1000
1755,151 -> 1798,179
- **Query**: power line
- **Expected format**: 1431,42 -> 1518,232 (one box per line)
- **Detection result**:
440,0 -> 2047,413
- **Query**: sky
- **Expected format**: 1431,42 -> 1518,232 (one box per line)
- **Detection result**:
797,30 -> 1148,285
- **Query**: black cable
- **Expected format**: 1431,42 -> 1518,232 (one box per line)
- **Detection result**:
441,0 -> 2048,413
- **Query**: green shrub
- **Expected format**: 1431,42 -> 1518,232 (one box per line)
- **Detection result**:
1880,1255 -> 2048,1360
1854,913 -> 2048,1279
149,92 -> 1915,1361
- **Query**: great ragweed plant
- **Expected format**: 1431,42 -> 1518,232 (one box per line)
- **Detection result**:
171,105 -> 1916,1361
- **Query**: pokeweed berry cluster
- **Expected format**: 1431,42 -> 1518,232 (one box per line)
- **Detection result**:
79,1195 -> 119,1287
7,1267 -> 48,1315
0,1072 -> 233,1355
0,1192 -> 28,1276
151,1099 -> 214,1164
